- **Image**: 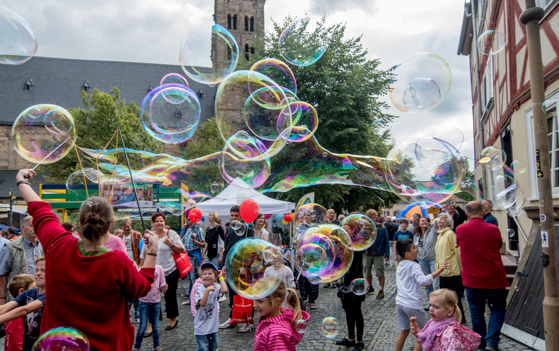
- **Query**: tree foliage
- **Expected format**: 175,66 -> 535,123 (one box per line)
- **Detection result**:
42,88 -> 163,184
238,17 -> 402,213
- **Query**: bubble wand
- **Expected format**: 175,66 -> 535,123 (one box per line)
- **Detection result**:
24,137 -> 72,178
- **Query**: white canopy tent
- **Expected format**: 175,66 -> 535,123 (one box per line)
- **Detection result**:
196,178 -> 296,218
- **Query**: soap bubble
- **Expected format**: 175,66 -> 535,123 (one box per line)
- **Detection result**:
215,70 -> 291,161
279,16 -> 329,67
66,168 -> 107,190
32,327 -> 89,351
160,73 -> 189,88
385,138 -> 467,204
220,148 -> 271,189
140,84 -> 200,143
390,53 -> 452,113
510,160 -> 527,174
278,102 -> 319,142
12,104 -> 77,164
295,224 -> 353,283
321,317 -> 340,339
231,220 -> 247,236
493,175 -> 525,210
294,203 -> 327,229
179,22 -> 238,85
425,8 -> 436,17
295,319 -> 308,334
350,278 -> 368,296
225,238 -> 283,299
478,30 -> 506,55
372,119 -> 383,128
542,99 -> 559,116
0,6 -> 37,65
251,58 -> 297,95
479,146 -> 506,171
340,214 -> 377,251
508,229 -> 516,238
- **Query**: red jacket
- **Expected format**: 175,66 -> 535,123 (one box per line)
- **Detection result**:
456,218 -> 509,289
28,201 -> 154,351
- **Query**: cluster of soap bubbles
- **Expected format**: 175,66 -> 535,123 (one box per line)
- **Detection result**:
0,6 -> 37,65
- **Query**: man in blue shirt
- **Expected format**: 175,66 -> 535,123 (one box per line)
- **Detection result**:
482,199 -> 499,227
180,211 -> 206,300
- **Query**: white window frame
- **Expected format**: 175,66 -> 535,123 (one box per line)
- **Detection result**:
526,90 -> 559,200
482,56 -> 494,111
536,0 -> 553,9
478,0 -> 486,27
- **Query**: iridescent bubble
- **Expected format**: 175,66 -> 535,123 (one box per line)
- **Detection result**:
321,317 -> 340,339
160,73 -> 189,88
140,84 -> 200,143
295,224 -> 353,283
0,6 -> 37,65
12,104 -> 77,164
492,174 -> 523,210
508,229 -> 516,238
390,53 -> 452,113
372,119 -> 383,127
250,58 -> 297,95
349,278 -> 368,296
278,102 -> 319,142
66,168 -> 107,190
479,146 -> 506,171
295,203 -> 327,228
477,30 -> 506,55
542,99 -> 559,116
510,160 -> 527,174
340,214 -> 377,251
231,220 -> 247,236
32,327 -> 90,351
279,17 -> 329,67
225,238 -> 283,299
179,22 -> 238,85
220,148 -> 271,189
425,8 -> 436,17
295,319 -> 308,334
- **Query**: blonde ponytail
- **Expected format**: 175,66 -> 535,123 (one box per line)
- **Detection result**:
286,288 -> 302,322
257,279 -> 303,323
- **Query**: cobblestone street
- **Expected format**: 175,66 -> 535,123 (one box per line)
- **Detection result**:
132,265 -> 535,351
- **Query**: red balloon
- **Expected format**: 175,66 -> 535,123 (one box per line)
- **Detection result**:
284,214 -> 292,222
189,208 -> 202,223
264,214 -> 271,219
240,199 -> 259,223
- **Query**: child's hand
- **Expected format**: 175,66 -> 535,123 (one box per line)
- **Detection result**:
206,285 -> 216,292
410,316 -> 419,337
441,259 -> 451,270
218,270 -> 225,279
161,284 -> 168,293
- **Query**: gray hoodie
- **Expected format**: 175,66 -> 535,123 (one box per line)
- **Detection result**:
413,226 -> 438,261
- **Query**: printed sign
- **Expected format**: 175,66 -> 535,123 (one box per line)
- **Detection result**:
536,149 -> 543,178
542,231 -> 549,248
101,183 -> 153,208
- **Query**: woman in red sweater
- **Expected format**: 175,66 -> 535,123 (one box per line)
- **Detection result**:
15,169 -> 157,351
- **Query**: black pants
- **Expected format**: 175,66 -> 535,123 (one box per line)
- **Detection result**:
342,296 -> 364,341
164,269 -> 180,320
440,275 -> 466,322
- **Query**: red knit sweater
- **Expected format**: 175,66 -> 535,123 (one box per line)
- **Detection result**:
28,201 -> 154,351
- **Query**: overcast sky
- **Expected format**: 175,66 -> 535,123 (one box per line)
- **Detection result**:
3,0 -> 474,161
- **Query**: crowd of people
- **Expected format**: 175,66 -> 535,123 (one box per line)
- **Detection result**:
0,168 -> 510,351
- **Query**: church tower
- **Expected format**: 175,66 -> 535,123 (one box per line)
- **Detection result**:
214,0 -> 266,62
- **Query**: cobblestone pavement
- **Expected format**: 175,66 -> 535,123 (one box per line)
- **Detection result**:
130,265 -> 535,351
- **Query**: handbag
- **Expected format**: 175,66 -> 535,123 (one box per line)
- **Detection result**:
231,295 -> 253,325
167,231 -> 193,280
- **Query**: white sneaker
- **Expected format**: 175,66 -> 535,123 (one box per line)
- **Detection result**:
219,295 -> 227,302
181,300 -> 190,305
219,318 -> 233,329
238,323 -> 253,333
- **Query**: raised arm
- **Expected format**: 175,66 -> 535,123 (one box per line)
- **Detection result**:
0,300 -> 43,325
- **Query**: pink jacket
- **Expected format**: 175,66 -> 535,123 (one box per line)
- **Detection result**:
254,308 -> 310,351
104,235 -> 127,254
430,324 -> 481,351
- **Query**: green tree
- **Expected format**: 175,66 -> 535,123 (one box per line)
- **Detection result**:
238,17 -> 402,213
42,88 -> 163,184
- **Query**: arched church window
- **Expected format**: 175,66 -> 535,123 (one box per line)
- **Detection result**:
250,16 -> 254,32
227,14 -> 232,29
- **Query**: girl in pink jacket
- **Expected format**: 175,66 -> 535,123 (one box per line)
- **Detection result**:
254,279 -> 310,351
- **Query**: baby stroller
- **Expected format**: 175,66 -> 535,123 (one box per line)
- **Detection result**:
281,244 -> 312,314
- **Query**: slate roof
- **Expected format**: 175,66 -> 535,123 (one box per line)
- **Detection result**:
0,56 -> 215,125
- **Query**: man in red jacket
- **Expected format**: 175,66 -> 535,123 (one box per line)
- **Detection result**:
456,202 -> 509,351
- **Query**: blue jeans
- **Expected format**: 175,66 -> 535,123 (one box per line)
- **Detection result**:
127,299 -> 139,320
134,301 -> 160,348
187,253 -> 201,296
419,259 -> 438,299
196,332 -> 218,351
206,255 -> 219,266
465,287 -> 507,349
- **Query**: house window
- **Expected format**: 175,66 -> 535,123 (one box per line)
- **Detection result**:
536,0 -> 553,9
245,16 -> 249,31
477,0 -> 486,27
547,111 -> 559,187
227,14 -> 232,29
250,16 -> 255,32
481,56 -> 494,111
82,81 -> 91,92
227,46 -> 232,60
233,15 -> 237,30
23,79 -> 34,91
245,44 -> 249,61
250,47 -> 255,55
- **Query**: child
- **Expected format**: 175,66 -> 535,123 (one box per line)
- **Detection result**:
395,240 -> 450,351
254,279 -> 310,351
195,262 -> 228,351
0,257 -> 46,351
394,218 -> 414,262
5,274 -> 34,351
411,289 -> 481,351
263,251 -> 295,307
133,264 -> 167,351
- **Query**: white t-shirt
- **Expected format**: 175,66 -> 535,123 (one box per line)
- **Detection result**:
264,265 -> 295,307
140,230 -> 185,275
194,282 -> 220,335
123,234 -> 134,261
395,260 -> 434,310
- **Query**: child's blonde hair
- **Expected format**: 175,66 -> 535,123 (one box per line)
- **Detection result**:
259,279 -> 302,323
429,288 -> 462,324
8,274 -> 35,298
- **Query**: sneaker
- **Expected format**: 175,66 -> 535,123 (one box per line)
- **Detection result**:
133,348 -> 140,351
335,338 -> 356,346
219,318 -> 234,329
376,290 -> 385,299
181,300 -> 190,305
367,286 -> 375,294
331,283 -> 338,288
324,283 -> 331,288
219,295 -> 227,302
153,347 -> 162,351
353,343 -> 365,351
133,318 -> 140,324
238,323 -> 254,333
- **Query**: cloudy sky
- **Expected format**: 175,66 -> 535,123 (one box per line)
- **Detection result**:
3,0 -> 474,161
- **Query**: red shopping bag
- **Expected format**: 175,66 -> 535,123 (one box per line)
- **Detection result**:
231,295 -> 253,325
172,251 -> 193,280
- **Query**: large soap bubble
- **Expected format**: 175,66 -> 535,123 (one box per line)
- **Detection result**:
12,104 -> 77,164
0,6 -> 37,65
225,238 -> 283,299
385,137 -> 467,204
160,73 -> 189,88
179,23 -> 238,85
479,146 -> 506,171
251,58 -> 297,95
477,30 -> 506,56
390,53 -> 452,113
140,84 -> 200,144
32,327 -> 90,351
295,223 -> 353,283
279,17 -> 329,67
294,203 -> 328,229
340,214 -> 377,251
492,174 -> 525,211
66,168 -> 106,190
321,317 -> 340,339
278,102 -> 318,142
